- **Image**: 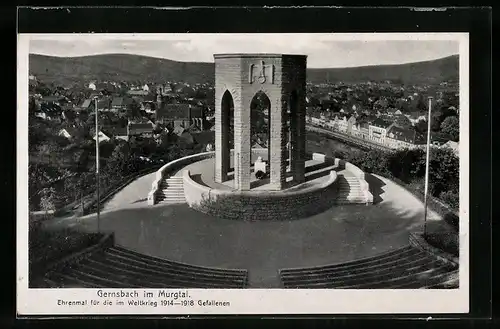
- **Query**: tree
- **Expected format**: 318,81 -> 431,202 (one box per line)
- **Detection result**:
440,115 -> 459,141
414,119 -> 428,134
429,147 -> 459,197
39,187 -> 59,213
431,110 -> 444,131
394,115 -> 412,128
409,94 -> 427,113
347,149 -> 390,176
29,97 -> 38,114
394,98 -> 409,113
387,148 -> 426,183
127,100 -> 142,119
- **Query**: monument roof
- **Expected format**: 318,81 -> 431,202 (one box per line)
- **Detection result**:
213,53 -> 307,59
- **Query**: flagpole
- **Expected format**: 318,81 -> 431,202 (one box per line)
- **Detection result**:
423,96 -> 433,238
95,96 -> 100,233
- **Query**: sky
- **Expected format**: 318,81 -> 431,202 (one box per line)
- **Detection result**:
28,33 -> 461,68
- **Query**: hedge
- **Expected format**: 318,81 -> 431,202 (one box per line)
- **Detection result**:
29,226 -> 104,284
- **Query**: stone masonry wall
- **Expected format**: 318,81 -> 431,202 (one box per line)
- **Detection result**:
184,169 -> 338,221
214,54 -> 307,191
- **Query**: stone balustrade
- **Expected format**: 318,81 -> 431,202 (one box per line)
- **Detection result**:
148,151 -> 215,205
183,169 -> 338,220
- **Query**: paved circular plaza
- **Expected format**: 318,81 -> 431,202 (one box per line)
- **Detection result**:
45,167 -> 446,287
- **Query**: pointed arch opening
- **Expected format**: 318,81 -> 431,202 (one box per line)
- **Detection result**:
220,90 -> 234,182
250,91 -> 271,187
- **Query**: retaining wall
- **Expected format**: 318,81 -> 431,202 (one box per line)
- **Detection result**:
183,169 -> 338,220
148,148 -> 271,205
409,232 -> 459,266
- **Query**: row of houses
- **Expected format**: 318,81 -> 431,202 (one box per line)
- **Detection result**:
307,113 -> 458,154
34,93 -> 208,128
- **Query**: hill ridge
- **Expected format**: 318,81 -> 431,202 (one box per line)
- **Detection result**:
29,53 -> 459,86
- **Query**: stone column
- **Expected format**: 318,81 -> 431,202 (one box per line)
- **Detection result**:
215,92 -> 229,183
293,91 -> 306,184
269,96 -> 287,190
233,98 -> 251,191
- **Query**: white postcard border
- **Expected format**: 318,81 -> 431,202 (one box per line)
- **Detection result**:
17,33 -> 470,316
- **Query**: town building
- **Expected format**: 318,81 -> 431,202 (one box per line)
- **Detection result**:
335,115 -> 349,133
156,103 -> 205,130
93,130 -> 111,143
442,140 -> 459,156
58,127 -> 81,140
111,97 -> 132,112
127,119 -> 155,138
385,126 -> 422,149
346,115 -> 357,134
368,118 -> 393,144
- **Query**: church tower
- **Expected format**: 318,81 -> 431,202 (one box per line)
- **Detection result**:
156,85 -> 163,107
155,85 -> 164,123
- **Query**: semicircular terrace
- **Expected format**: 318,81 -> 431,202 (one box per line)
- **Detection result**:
43,150 -> 447,288
147,149 -> 373,220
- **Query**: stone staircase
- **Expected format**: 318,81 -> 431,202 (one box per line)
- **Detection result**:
279,245 -> 459,289
41,245 -> 249,289
335,174 -> 367,204
156,176 -> 186,204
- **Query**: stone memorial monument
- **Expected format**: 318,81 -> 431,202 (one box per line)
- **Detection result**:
213,53 -> 308,191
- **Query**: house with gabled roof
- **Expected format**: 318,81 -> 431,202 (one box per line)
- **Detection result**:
335,114 -> 349,133
103,126 -> 129,142
346,115 -> 357,135
430,132 -> 452,147
156,103 -> 205,129
58,126 -> 81,140
386,125 -> 421,149
93,130 -> 112,143
111,97 -> 132,111
368,118 -> 394,145
442,140 -> 459,156
127,120 -> 154,138
127,90 -> 149,97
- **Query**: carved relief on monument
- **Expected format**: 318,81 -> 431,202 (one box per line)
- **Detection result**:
249,61 -> 275,84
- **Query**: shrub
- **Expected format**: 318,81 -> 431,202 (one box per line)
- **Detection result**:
29,227 -> 103,282
425,232 -> 459,257
440,190 -> 459,210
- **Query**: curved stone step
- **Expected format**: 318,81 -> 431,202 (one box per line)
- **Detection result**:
77,259 -> 239,288
341,264 -> 456,289
284,257 -> 444,287
288,263 -> 455,289
62,267 -> 131,288
109,246 -> 247,276
400,270 -> 459,289
83,257 -> 245,288
100,252 -> 247,282
281,246 -> 417,275
282,252 -> 434,282
47,271 -> 103,288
